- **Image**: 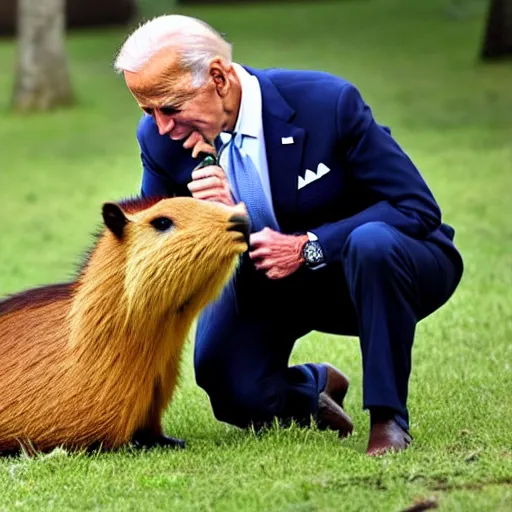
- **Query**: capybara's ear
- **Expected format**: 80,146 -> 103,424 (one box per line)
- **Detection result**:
102,203 -> 128,239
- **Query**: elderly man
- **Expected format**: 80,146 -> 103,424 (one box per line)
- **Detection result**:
114,14 -> 463,455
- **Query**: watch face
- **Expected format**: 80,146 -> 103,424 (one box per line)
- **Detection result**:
304,241 -> 324,265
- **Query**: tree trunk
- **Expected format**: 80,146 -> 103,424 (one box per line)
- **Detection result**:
481,0 -> 512,60
11,0 -> 74,112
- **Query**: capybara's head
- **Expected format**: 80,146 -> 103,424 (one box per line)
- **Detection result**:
101,197 -> 249,317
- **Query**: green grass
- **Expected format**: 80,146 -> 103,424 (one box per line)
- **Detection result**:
0,0 -> 511,510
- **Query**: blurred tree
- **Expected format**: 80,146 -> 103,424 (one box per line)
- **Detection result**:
11,0 -> 74,112
0,0 -> 138,36
481,0 -> 512,59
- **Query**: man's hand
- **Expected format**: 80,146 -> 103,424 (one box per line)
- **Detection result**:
183,131 -> 235,206
249,228 -> 309,280
187,165 -> 235,205
182,131 -> 216,158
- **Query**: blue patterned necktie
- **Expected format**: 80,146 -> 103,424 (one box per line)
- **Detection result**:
221,132 -> 279,233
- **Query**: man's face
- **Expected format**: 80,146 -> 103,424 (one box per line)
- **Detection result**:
124,50 -> 228,143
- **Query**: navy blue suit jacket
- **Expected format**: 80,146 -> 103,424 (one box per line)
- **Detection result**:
137,66 -> 461,267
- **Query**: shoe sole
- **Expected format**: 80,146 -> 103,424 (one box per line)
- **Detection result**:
318,393 -> 354,438
323,363 -> 350,409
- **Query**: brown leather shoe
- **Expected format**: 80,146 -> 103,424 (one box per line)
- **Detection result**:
317,364 -> 353,438
366,419 -> 412,456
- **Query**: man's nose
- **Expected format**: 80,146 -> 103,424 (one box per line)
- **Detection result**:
154,109 -> 175,136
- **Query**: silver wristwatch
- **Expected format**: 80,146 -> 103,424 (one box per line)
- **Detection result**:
302,232 -> 325,269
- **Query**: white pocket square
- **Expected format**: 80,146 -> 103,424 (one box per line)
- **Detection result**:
298,163 -> 331,190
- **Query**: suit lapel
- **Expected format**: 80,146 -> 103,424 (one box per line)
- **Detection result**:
264,122 -> 305,233
248,67 -> 306,233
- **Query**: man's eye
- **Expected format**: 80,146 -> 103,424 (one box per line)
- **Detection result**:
150,217 -> 174,232
160,106 -> 181,116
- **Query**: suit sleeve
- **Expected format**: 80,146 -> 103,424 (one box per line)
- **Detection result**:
312,84 -> 442,264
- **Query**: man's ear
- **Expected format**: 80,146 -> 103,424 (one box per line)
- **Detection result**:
210,59 -> 230,96
102,202 -> 128,239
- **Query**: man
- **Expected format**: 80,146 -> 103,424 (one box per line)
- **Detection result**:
114,14 -> 463,455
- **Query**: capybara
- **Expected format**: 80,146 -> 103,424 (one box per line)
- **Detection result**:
0,196 -> 249,455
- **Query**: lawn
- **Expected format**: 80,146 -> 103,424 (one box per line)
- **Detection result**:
0,0 -> 511,510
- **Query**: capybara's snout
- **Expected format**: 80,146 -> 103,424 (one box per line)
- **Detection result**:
227,213 -> 250,244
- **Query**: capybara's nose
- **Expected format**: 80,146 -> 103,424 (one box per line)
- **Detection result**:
227,213 -> 250,244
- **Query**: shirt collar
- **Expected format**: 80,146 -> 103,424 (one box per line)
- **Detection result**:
220,63 -> 261,144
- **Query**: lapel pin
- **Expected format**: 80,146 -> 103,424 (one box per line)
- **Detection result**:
281,136 -> 294,145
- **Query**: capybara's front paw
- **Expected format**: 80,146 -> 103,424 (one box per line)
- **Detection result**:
154,435 -> 186,449
132,433 -> 185,450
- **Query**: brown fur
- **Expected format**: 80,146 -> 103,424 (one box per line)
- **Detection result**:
0,196 -> 248,454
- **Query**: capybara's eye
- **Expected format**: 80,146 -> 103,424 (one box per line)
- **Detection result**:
150,217 -> 174,232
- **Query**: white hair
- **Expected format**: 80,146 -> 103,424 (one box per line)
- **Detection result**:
113,14 -> 232,88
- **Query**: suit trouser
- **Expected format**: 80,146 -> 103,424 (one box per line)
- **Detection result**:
194,221 -> 463,431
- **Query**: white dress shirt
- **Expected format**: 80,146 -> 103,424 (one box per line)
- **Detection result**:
219,63 -> 278,228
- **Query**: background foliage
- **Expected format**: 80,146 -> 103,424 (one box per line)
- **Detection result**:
0,1 -> 510,510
